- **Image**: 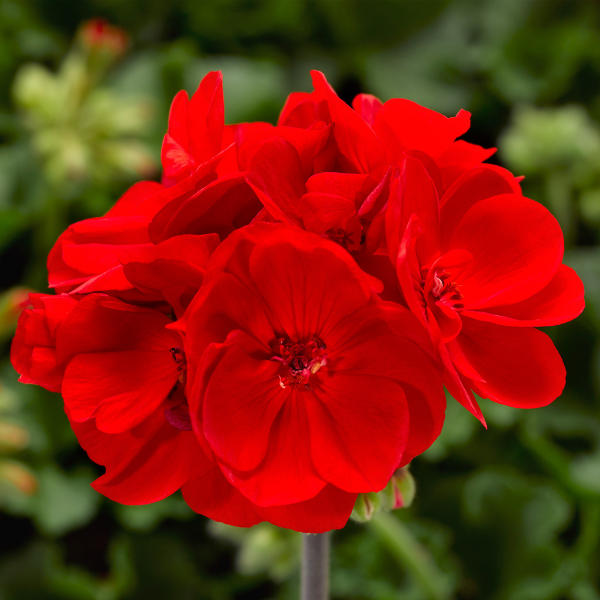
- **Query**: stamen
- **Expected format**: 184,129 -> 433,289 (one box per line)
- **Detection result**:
170,347 -> 187,384
270,336 -> 327,391
425,269 -> 464,309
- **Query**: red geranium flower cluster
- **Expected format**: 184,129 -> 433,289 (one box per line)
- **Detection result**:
11,71 -> 584,533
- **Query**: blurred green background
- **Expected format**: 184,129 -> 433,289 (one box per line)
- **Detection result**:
1,0 -> 600,598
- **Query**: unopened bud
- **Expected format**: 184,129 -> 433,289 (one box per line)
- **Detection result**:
350,492 -> 380,523
79,19 -> 128,56
350,466 -> 416,524
381,466 -> 416,511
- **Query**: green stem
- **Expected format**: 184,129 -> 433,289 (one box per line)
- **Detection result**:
368,512 -> 449,600
519,418 -> 599,500
574,499 -> 600,560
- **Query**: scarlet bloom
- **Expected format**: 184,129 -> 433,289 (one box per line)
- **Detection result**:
243,71 -> 501,265
48,72 -> 265,298
52,293 -> 207,503
175,224 -> 446,532
11,68 -> 586,534
386,160 -> 585,421
279,71 -> 495,188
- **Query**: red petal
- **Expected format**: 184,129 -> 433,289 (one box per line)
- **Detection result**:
73,411 -> 209,504
202,342 -> 284,472
419,307 -> 486,424
437,140 -> 496,168
56,294 -> 177,362
392,214 -> 429,331
181,273 -> 275,368
216,393 -> 326,506
239,124 -> 331,180
307,374 -> 409,493
182,467 -> 263,528
11,294 -> 79,392
56,295 -> 181,431
301,193 -> 357,234
63,350 -> 179,432
106,181 -> 165,218
120,232 -> 217,268
450,194 -> 564,309
16,347 -> 61,391
156,173 -> 261,242
166,90 -> 189,151
331,302 -> 446,461
430,301 -> 462,342
147,146 -> 233,242
217,121 -> 273,175
69,266 -> 133,295
455,316 -> 566,408
399,156 -> 440,264
258,484 -> 356,533
48,180 -> 165,289
161,133 -> 194,179
405,149 -> 445,199
352,93 -> 383,127
244,137 -> 306,226
305,172 -> 367,203
248,230 -> 371,341
311,71 -> 386,173
440,165 -> 523,250
182,468 -> 356,533
187,71 -> 224,165
117,233 -> 219,313
278,90 -> 328,128
462,264 -> 584,327
373,100 -> 471,161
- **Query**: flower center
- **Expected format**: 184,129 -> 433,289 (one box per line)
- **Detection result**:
428,269 -> 464,309
270,336 -> 327,391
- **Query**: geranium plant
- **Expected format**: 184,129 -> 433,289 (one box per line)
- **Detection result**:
11,69 -> 584,598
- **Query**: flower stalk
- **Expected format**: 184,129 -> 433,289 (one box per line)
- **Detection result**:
301,532 -> 330,600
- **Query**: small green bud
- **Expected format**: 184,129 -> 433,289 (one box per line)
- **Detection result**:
381,466 -> 416,511
350,492 -> 380,523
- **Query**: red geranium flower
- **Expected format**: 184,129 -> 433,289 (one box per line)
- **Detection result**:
242,71 -> 503,267
174,223 -> 446,531
386,159 -> 585,421
50,293 -> 207,503
280,71 -> 495,187
11,68 -> 586,535
48,71 -> 268,298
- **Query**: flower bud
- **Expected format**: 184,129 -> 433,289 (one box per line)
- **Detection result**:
79,19 -> 128,57
350,492 -> 380,523
350,466 -> 416,523
380,466 -> 416,511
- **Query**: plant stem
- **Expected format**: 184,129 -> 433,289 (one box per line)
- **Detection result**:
301,532 -> 330,600
368,512 -> 449,600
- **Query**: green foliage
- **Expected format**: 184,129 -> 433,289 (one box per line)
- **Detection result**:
1,1 -> 600,599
